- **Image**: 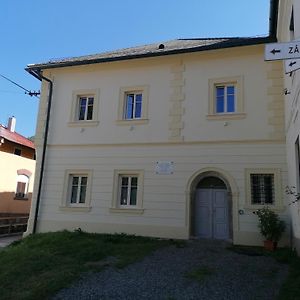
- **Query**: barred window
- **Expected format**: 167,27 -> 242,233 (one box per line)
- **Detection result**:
250,174 -> 274,205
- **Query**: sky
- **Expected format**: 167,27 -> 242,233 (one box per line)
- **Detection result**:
0,0 -> 270,138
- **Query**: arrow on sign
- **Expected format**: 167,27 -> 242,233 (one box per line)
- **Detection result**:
285,58 -> 300,74
270,49 -> 281,55
265,40 -> 300,61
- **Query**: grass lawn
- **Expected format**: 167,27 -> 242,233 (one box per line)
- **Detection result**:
228,245 -> 300,300
0,231 -> 171,300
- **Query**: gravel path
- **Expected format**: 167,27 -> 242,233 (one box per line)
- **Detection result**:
53,239 -> 288,300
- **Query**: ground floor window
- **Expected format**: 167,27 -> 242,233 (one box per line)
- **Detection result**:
62,170 -> 92,210
15,174 -> 29,199
250,174 -> 274,205
69,175 -> 88,204
245,168 -> 282,209
111,170 -> 144,212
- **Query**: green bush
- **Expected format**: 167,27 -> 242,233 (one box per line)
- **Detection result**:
256,207 -> 285,242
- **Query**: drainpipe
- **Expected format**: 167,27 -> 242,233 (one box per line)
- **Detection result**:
26,68 -> 53,234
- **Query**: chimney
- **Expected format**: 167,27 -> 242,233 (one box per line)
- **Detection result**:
7,116 -> 16,132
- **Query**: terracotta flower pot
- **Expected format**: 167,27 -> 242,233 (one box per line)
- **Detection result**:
264,240 -> 277,251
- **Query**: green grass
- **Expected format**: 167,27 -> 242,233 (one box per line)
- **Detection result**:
185,266 -> 214,282
228,245 -> 300,300
0,231 -> 170,300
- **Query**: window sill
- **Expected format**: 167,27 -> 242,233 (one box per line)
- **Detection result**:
244,204 -> 285,212
59,206 -> 91,212
109,208 -> 144,214
116,119 -> 149,126
14,197 -> 29,201
68,121 -> 99,127
206,113 -> 246,120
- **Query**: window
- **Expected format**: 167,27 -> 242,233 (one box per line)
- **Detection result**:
69,89 -> 100,127
61,170 -> 92,211
15,174 -> 29,199
208,76 -> 245,120
78,96 -> 94,121
69,175 -> 88,204
117,86 -> 149,125
14,148 -> 22,156
124,92 -> 142,120
119,175 -> 138,206
250,174 -> 274,205
111,170 -> 144,214
245,168 -> 283,210
215,85 -> 235,113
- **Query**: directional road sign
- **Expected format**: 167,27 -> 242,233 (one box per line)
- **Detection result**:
265,40 -> 300,61
285,59 -> 300,73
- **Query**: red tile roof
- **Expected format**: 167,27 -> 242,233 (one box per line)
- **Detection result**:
0,125 -> 35,149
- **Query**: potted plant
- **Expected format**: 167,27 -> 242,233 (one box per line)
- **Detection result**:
256,207 -> 285,251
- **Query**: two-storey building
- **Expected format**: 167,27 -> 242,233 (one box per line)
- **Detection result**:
25,34 -> 290,246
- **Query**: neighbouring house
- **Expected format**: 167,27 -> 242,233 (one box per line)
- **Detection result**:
274,0 -> 300,253
24,1 -> 290,247
0,116 -> 36,214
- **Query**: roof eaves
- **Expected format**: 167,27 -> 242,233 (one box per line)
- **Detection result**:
26,36 -> 275,71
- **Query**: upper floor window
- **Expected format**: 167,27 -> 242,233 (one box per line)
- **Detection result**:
216,85 -> 235,113
14,148 -> 22,156
207,76 -> 245,120
78,96 -> 94,121
69,89 -> 100,127
117,86 -> 149,125
124,92 -> 142,120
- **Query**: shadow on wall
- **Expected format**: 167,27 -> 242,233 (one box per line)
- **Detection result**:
0,192 -> 32,214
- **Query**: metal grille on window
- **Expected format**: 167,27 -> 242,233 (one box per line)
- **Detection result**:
250,174 -> 274,204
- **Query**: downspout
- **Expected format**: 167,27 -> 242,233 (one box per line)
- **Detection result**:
269,0 -> 279,39
26,68 -> 53,234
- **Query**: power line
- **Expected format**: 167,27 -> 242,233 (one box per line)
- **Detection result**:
0,73 -> 40,98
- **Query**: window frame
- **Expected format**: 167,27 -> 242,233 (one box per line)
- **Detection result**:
60,170 -> 92,212
207,76 -> 245,120
69,89 -> 100,127
110,170 -> 144,214
15,174 -> 29,200
245,168 -> 284,211
14,148 -> 22,156
117,86 -> 149,125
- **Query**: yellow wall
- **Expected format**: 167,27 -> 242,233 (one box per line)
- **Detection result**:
0,152 -> 35,214
26,44 -> 289,247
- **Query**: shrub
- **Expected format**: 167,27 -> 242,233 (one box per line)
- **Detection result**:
256,207 -> 285,242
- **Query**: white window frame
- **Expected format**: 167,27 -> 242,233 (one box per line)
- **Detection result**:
69,175 -> 88,205
117,86 -> 149,125
69,89 -> 100,127
207,76 -> 245,120
124,92 -> 143,120
245,168 -> 284,211
60,170 -> 92,212
215,84 -> 236,114
78,95 -> 94,121
110,170 -> 144,214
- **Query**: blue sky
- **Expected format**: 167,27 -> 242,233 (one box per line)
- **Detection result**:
0,0 -> 270,137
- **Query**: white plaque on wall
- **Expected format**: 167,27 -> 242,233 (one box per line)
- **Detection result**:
155,161 -> 174,175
